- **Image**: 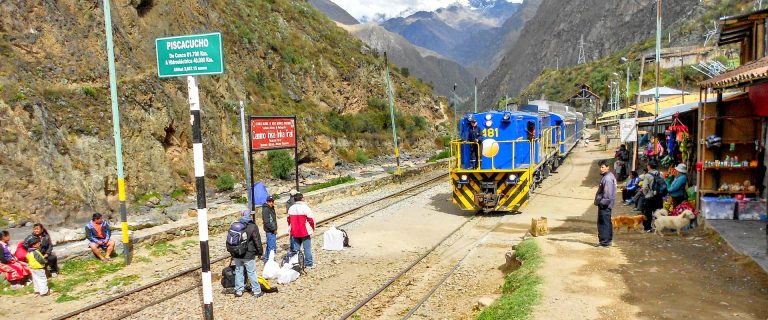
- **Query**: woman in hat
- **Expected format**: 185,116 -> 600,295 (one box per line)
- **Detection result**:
666,163 -> 688,206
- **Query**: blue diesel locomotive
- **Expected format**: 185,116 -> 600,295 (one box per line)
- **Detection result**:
450,103 -> 584,213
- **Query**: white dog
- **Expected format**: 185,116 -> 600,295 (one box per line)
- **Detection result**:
653,210 -> 695,236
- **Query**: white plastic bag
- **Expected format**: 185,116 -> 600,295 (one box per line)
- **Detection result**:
262,250 -> 280,280
277,265 -> 300,284
322,226 -> 345,251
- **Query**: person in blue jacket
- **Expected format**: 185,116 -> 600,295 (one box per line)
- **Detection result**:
85,213 -> 115,261
666,164 -> 688,206
621,171 -> 641,204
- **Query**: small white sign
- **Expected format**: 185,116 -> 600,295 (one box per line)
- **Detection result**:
620,118 -> 637,142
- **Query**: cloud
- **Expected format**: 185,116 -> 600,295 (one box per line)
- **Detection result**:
332,0 -> 468,21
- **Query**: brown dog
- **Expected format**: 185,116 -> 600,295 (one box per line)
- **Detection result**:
612,215 -> 647,233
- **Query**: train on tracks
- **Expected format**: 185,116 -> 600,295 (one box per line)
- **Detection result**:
450,100 -> 584,213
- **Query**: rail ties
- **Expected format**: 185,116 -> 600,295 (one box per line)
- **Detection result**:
54,174 -> 446,320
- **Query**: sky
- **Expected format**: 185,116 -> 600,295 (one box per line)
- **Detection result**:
332,0 -> 521,22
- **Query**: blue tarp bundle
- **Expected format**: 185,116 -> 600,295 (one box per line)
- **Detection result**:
252,182 -> 270,206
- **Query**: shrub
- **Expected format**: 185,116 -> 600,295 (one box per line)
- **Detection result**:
82,87 -> 97,98
355,149 -> 369,164
215,173 -> 236,191
428,150 -> 450,163
268,150 -> 295,179
303,176 -> 355,193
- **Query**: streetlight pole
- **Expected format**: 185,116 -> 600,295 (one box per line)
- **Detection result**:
655,0 -> 662,134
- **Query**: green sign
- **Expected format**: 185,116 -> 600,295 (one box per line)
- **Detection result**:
156,32 -> 224,78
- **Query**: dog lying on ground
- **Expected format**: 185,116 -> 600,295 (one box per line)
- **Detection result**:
653,210 -> 695,236
611,215 -> 647,232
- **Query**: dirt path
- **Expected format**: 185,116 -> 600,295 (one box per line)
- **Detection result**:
531,143 -> 768,320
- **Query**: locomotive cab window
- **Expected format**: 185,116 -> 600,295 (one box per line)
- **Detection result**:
526,121 -> 536,140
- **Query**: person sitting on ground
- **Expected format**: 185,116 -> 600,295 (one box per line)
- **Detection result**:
0,230 -> 31,288
622,171 -> 641,204
85,213 -> 115,261
287,193 -> 315,268
666,164 -> 688,207
631,172 -> 648,211
24,236 -> 49,296
31,223 -> 58,277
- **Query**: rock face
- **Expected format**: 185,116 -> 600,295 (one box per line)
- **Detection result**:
0,0 -> 441,226
480,0 -> 703,105
340,23 -> 475,98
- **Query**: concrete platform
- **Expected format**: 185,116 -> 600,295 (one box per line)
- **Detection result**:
706,220 -> 768,274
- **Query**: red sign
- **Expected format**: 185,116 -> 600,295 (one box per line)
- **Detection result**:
250,117 -> 296,151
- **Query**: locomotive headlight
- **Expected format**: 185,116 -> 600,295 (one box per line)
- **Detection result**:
485,120 -> 493,127
507,174 -> 518,185
502,113 -> 511,123
485,114 -> 493,121
458,174 -> 469,185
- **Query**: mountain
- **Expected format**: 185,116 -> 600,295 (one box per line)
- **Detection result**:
480,0 -> 707,106
340,23 -> 475,98
0,0 -> 442,226
381,1 -> 521,65
307,0 -> 359,25
451,0 -> 543,76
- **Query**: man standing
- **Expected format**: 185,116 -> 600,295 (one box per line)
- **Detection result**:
262,196 -> 278,262
466,117 -> 481,169
229,210 -> 263,298
287,193 -> 315,269
285,189 -> 298,214
642,160 -> 663,232
594,160 -> 616,247
85,213 -> 115,261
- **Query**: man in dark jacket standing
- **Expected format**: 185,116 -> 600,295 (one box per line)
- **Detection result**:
262,196 -> 278,262
233,210 -> 263,298
466,117 -> 482,169
594,160 -> 617,247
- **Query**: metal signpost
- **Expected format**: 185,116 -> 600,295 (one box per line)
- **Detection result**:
239,101 -> 252,209
156,32 -> 224,320
101,0 -> 131,265
249,116 -> 299,211
384,53 -> 402,178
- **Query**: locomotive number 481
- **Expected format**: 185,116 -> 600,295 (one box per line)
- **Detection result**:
482,128 -> 499,138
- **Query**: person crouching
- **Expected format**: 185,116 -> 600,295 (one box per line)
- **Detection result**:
25,236 -> 49,296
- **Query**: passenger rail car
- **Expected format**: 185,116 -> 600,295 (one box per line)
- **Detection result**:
450,106 -> 584,213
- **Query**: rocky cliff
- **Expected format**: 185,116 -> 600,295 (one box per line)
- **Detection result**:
481,0 -> 705,105
0,0 -> 442,227
307,0 -> 359,25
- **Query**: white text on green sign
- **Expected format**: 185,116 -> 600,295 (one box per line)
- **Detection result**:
156,33 -> 224,78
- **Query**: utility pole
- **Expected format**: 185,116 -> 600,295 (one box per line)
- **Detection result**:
101,0 -> 131,265
384,53 -> 401,178
654,0 -> 662,134
452,84 -> 459,138
474,78 -> 478,113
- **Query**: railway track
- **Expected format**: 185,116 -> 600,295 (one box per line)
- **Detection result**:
53,173 -> 447,320
338,214 -> 507,320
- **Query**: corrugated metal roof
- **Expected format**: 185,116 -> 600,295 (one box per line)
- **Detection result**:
700,56 -> 768,89
597,94 -> 698,120
638,92 -> 742,124
637,87 -> 689,96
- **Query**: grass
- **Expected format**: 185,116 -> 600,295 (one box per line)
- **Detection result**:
49,258 -> 126,302
170,189 -> 186,200
148,240 -> 178,257
235,196 -> 248,204
428,150 -> 451,163
303,176 -> 356,193
476,238 -> 543,320
104,275 -> 139,288
135,191 -> 161,206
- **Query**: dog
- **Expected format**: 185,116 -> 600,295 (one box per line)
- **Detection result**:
611,215 -> 647,232
653,210 -> 695,236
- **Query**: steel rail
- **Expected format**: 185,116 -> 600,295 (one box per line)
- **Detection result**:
54,173 -> 446,320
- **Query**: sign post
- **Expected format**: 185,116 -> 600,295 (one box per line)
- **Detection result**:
239,101 -> 252,209
620,118 -> 638,143
249,116 -> 299,209
101,0 -> 131,265
156,32 -> 223,320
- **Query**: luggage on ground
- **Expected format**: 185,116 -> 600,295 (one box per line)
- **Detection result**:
322,226 -> 345,251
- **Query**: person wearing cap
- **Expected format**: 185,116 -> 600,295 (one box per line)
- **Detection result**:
285,189 -> 298,214
287,193 -> 315,268
465,117 -> 482,169
666,163 -> 688,206
261,196 -> 278,262
85,213 -> 115,261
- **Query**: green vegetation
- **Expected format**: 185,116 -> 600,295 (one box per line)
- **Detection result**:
181,240 -> 198,250
82,86 -> 98,98
104,274 -> 139,288
267,150 -> 295,180
215,172 -> 236,191
49,258 -> 126,302
476,239 -> 542,320
148,240 -> 178,257
235,196 -> 248,204
135,191 -> 161,206
303,176 -> 356,193
170,189 -> 186,200
355,149 -> 369,164
428,150 -> 451,163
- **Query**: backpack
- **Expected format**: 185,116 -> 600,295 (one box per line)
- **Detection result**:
651,172 -> 668,197
226,222 -> 249,257
338,228 -> 351,247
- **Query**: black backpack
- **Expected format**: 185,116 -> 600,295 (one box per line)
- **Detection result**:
338,228 -> 351,247
226,221 -> 249,257
651,172 -> 668,197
